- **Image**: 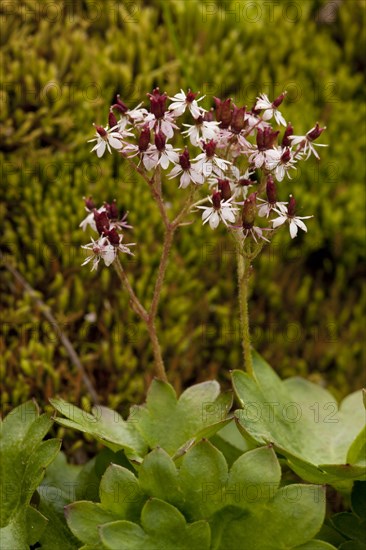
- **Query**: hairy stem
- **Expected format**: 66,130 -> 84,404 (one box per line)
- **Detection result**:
236,247 -> 254,376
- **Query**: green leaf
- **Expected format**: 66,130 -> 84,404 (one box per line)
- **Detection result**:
352,481 -> 366,520
226,446 -> 281,507
65,501 -> 121,546
138,447 -> 183,506
294,542 -> 337,549
232,352 -> 366,485
210,418 -> 254,467
51,398 -> 147,461
99,499 -> 211,550
130,379 -> 232,456
217,484 -> 326,549
331,513 -> 366,542
0,401 -> 60,548
99,464 -> 145,520
179,440 -> 228,520
38,452 -> 81,549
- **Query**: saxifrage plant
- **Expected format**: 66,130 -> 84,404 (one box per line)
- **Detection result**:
1,86 -> 365,549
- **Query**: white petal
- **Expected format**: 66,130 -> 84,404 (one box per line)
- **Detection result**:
209,212 -> 220,229
159,153 -> 170,170
202,208 -> 213,222
180,171 -> 191,188
108,136 -> 123,150
289,220 -> 298,238
272,216 -> 286,229
294,218 -> 308,232
96,141 -> 106,157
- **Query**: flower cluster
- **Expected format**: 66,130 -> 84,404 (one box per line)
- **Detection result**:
82,87 -> 327,269
80,198 -> 134,270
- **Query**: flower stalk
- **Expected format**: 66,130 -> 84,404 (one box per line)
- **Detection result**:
236,247 -> 254,377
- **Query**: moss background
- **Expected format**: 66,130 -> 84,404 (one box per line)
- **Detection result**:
1,0 -> 365,420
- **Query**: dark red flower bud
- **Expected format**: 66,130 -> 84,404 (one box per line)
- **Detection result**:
282,123 -> 294,147
203,109 -> 214,122
242,193 -> 257,229
257,127 -> 279,150
214,97 -> 233,129
148,88 -> 167,119
84,196 -> 95,210
238,178 -> 252,187
281,147 -> 291,164
307,123 -> 326,141
287,195 -> 296,217
94,210 -> 110,235
203,140 -> 217,158
212,191 -> 222,210
105,227 -> 120,246
154,131 -> 166,151
186,89 -> 198,103
108,111 -> 118,128
111,103 -> 127,113
179,148 -> 191,170
95,125 -> 107,138
115,95 -> 129,113
104,200 -> 119,220
138,124 -> 150,152
266,175 -> 277,204
218,179 -> 231,200
230,105 -> 246,133
272,91 -> 287,108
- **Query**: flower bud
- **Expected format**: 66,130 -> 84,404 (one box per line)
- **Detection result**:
282,123 -> 294,147
307,123 -> 326,142
186,89 -> 199,103
257,127 -> 279,150
203,109 -> 214,122
148,88 -> 167,119
287,195 -> 296,217
272,91 -> 287,108
115,95 -> 129,113
105,227 -> 120,247
138,124 -> 150,152
214,97 -> 233,128
104,200 -> 119,220
94,210 -> 110,235
154,131 -> 166,151
212,191 -> 222,210
238,178 -> 252,187
242,193 -> 257,229
266,175 -> 277,204
108,111 -> 118,128
95,125 -> 107,138
84,196 -> 95,211
218,179 -> 231,200
281,147 -> 291,164
179,148 -> 191,170
203,140 -> 217,158
231,105 -> 246,133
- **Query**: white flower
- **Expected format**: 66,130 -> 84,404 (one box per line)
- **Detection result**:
264,147 -> 297,181
88,125 -> 124,158
197,194 -> 238,230
168,164 -> 204,188
249,147 -> 276,169
79,206 -> 105,232
142,143 -> 179,171
182,118 -> 220,146
255,93 -> 287,126
271,204 -> 313,238
257,199 -> 288,218
81,237 -> 117,270
81,235 -> 134,271
143,112 -> 178,139
290,124 -> 327,160
168,89 -> 204,118
242,226 -> 271,243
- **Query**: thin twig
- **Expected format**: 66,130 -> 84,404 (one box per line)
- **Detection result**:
0,253 -> 100,404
